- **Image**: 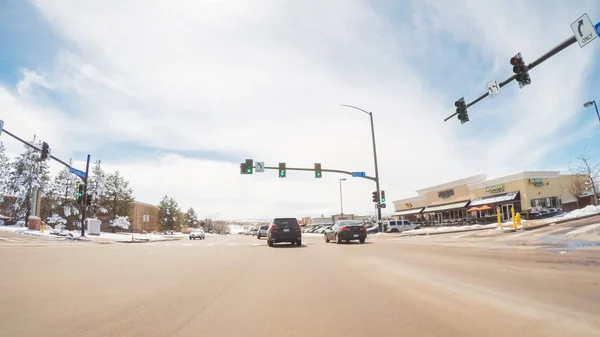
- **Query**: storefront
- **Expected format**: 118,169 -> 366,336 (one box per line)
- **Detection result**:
393,171 -> 581,224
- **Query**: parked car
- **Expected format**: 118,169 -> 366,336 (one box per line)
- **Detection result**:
267,218 -> 302,247
324,220 -> 367,244
257,225 -> 269,239
386,220 -> 419,232
189,230 -> 206,240
250,228 -> 259,236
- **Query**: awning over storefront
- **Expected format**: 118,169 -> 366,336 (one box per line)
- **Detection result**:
423,200 -> 470,213
394,208 -> 424,216
469,191 -> 519,207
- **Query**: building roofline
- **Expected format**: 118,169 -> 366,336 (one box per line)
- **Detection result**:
392,195 -> 427,204
467,171 -> 560,190
416,174 -> 487,195
133,200 -> 158,208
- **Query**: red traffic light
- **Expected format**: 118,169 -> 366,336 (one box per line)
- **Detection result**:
510,57 -> 519,65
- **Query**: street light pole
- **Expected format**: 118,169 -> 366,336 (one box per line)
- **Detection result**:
583,100 -> 600,124
340,104 -> 382,230
339,178 -> 346,216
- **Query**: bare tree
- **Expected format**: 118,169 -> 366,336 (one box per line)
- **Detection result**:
564,175 -> 587,209
570,146 -> 599,206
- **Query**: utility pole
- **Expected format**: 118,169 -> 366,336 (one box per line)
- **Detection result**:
339,178 -> 346,216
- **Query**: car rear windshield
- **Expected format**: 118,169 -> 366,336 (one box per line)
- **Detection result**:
273,218 -> 299,226
260,226 -> 269,230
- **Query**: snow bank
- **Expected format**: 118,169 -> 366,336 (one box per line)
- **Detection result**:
561,205 -> 600,220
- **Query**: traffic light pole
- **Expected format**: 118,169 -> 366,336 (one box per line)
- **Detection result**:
0,128 -> 71,168
444,35 -> 577,122
340,104 -> 383,231
256,165 -> 377,182
80,154 -> 91,237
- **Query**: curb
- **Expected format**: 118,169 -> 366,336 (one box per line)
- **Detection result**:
115,238 -> 181,244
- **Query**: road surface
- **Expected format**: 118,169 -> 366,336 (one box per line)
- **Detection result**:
1,231 -> 599,336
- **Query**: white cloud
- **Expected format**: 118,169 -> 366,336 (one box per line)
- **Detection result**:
1,0 -> 598,218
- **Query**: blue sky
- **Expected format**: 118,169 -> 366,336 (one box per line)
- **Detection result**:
1,0 -> 599,219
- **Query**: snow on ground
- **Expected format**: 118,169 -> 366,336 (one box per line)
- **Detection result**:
0,225 -> 219,242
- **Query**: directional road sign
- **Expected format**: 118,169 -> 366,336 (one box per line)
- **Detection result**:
69,167 -> 86,179
351,171 -> 366,177
0,119 -> 3,137
255,162 -> 265,173
596,21 -> 600,36
571,13 -> 597,48
487,79 -> 501,99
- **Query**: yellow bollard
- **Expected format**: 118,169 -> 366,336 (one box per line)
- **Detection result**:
41,223 -> 44,234
497,207 -> 502,228
511,207 -> 516,229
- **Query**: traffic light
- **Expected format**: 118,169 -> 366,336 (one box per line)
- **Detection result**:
240,162 -> 247,174
41,142 -> 50,160
455,97 -> 469,124
77,184 -> 84,204
245,159 -> 253,174
314,163 -> 322,178
372,191 -> 379,203
510,52 -> 531,88
278,162 -> 286,178
86,195 -> 93,206
380,190 -> 386,203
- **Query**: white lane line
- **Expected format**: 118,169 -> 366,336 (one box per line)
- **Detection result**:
206,237 -> 233,247
567,223 -> 600,235
512,227 -> 547,237
542,227 -> 573,236
0,237 -> 21,243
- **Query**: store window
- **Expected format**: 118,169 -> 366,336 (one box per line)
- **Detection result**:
530,197 -> 561,208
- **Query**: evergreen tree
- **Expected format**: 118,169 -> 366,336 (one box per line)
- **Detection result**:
157,195 -> 182,231
0,142 -> 11,196
87,160 -> 107,217
6,136 -> 51,223
185,207 -> 199,228
100,171 -> 134,226
48,160 -> 83,229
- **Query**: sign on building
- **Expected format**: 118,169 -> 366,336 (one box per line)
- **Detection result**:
438,189 -> 455,199
405,202 -> 413,208
485,184 -> 505,194
529,178 -> 544,187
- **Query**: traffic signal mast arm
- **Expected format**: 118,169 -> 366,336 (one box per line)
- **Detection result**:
444,35 -> 577,122
258,165 -> 377,182
0,127 -> 72,168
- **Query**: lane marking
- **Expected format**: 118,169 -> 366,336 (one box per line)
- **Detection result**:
567,223 -> 600,235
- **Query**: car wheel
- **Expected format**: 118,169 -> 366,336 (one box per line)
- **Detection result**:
336,234 -> 342,244
296,239 -> 302,246
359,238 -> 365,244
268,240 -> 274,247
257,235 -> 261,239
189,237 -> 192,240
324,234 -> 330,243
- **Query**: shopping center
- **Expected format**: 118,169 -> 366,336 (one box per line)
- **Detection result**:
392,171 -> 595,225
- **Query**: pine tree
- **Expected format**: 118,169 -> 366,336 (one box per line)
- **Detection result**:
6,136 -> 51,223
0,142 -> 11,196
87,160 -> 107,217
185,207 -> 199,228
101,171 -> 134,228
48,160 -> 83,229
158,195 -> 182,232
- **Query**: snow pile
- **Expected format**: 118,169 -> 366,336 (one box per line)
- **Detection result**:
561,205 -> 600,220
403,224 -> 498,235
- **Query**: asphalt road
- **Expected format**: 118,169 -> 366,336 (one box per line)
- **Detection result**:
1,232 -> 599,337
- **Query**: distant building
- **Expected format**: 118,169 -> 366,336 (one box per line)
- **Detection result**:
129,201 -> 160,233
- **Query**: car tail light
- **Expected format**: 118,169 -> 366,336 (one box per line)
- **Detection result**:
361,226 -> 367,231
341,226 -> 350,232
294,226 -> 300,231
270,225 -> 279,232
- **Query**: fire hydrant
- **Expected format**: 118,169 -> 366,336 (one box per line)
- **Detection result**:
513,213 -> 521,230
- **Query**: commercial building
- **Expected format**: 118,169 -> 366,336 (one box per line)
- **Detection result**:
130,201 -> 160,233
392,171 -> 594,225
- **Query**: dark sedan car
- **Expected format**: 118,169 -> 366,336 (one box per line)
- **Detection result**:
324,220 -> 367,244
267,218 -> 302,247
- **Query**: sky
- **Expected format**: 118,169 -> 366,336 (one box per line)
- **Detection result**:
1,0 -> 599,220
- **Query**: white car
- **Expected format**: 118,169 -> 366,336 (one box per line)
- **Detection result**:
256,225 -> 269,239
386,220 -> 419,232
189,230 -> 206,240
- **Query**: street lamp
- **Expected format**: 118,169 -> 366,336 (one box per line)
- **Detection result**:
583,100 -> 600,124
339,178 -> 347,216
340,104 -> 382,230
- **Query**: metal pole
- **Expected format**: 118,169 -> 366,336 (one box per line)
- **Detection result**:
340,104 -> 383,231
339,179 -> 345,215
593,101 -> 600,124
80,154 -> 91,237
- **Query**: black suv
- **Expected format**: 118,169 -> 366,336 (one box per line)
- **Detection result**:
267,218 -> 302,247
